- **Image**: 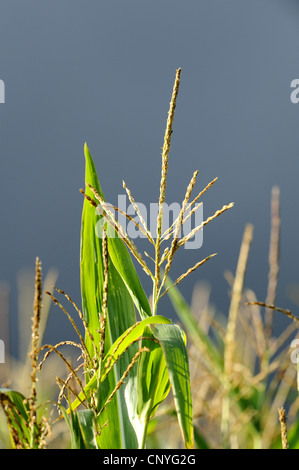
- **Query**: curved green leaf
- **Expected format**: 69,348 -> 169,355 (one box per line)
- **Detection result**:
0,388 -> 35,447
106,225 -> 152,320
103,315 -> 171,373
151,323 -> 194,449
67,315 -> 172,413
60,406 -> 86,449
137,327 -> 170,420
81,144 -> 140,448
82,143 -> 151,324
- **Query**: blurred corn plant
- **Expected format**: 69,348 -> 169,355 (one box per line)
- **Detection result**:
0,263 -> 77,449
0,259 -> 56,448
0,68 -> 233,449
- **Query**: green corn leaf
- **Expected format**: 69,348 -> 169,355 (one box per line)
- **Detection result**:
151,323 -> 194,449
60,406 -> 98,449
80,144 -> 140,448
80,146 -> 167,448
106,224 -> 152,320
66,315 -> 172,449
102,315 -> 171,373
60,406 -> 86,449
137,326 -> 170,421
0,388 -> 29,422
80,143 -> 105,354
77,409 -> 98,449
80,146 -> 193,448
135,327 -> 170,448
0,388 -> 35,448
82,143 -> 151,324
67,315 -> 172,413
95,316 -> 171,449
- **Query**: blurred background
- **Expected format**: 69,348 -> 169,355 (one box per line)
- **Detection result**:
0,0 -> 299,362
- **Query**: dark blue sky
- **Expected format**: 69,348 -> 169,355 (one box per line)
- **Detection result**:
1,0 -> 299,356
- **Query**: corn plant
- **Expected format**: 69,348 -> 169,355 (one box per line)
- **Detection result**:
0,259 -> 50,449
0,68 -> 233,449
